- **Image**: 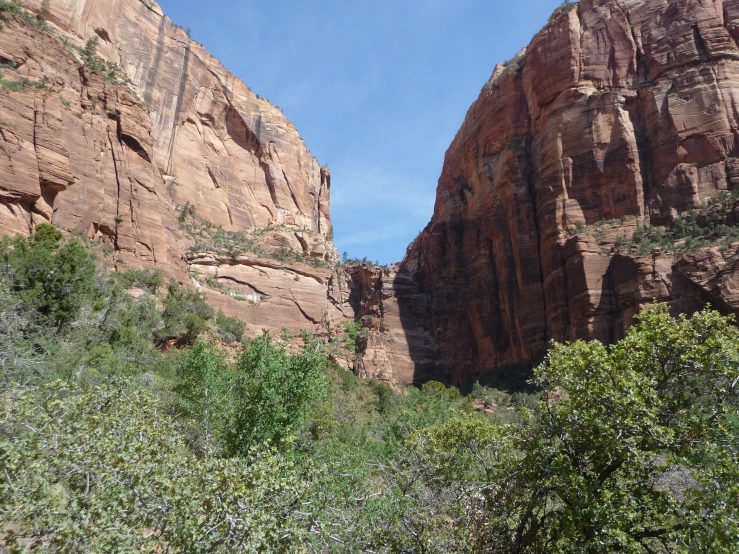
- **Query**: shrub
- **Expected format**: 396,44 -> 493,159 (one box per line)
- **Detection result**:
160,281 -> 214,344
0,382 -> 315,551
116,267 -> 165,293
462,305 -> 739,552
227,332 -> 330,454
174,341 -> 231,456
214,309 -> 245,344
0,224 -> 96,328
0,0 -> 20,16
342,320 -> 363,353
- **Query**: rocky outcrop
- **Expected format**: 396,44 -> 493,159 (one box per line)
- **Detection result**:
0,1 -> 336,337
408,0 -> 739,386
0,2 -> 438,380
331,264 -> 448,386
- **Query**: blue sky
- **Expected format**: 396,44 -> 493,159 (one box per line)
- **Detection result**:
158,0 -> 564,264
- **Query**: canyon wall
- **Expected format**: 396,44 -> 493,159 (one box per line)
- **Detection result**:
407,0 -> 739,386
0,0 -> 339,339
12,0 -> 739,389
0,1 -> 442,386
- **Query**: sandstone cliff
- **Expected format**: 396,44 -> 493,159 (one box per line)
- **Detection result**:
0,0 -> 337,336
407,0 -> 739,386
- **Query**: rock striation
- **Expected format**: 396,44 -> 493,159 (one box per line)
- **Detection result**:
0,0 -> 336,336
407,0 -> 739,386
331,264 -> 449,386
11,0 -> 739,389
0,1 -> 436,383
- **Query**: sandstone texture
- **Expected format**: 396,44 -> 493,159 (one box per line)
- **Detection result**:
0,1 -> 437,386
408,0 -> 739,386
0,1 -> 336,337
330,264 -> 449,386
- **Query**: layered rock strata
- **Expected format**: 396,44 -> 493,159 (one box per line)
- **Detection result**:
408,0 -> 739,385
0,1 -> 336,336
0,2 -> 438,385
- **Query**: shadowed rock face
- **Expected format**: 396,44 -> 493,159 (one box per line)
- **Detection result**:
407,0 -> 739,386
9,0 -> 739,389
334,264 -> 449,386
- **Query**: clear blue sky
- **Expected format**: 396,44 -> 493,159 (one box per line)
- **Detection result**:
158,0 -> 564,264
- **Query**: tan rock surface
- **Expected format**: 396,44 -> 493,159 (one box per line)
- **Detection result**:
409,0 -> 739,386
189,253 -> 343,336
22,0 -> 333,237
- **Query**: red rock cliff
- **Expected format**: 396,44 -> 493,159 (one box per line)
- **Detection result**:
1,0 -> 332,267
407,0 -> 739,386
0,0 -> 338,336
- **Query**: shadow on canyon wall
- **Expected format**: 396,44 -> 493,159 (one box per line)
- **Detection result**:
392,269 -> 452,387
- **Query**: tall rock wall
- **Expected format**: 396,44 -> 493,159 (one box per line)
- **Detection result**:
409,0 -> 739,386
22,0 -> 332,237
0,0 -> 337,336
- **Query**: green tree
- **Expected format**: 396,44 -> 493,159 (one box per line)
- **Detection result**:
39,0 -> 50,22
160,281 -> 214,344
461,305 -> 739,553
227,332 -> 330,455
0,278 -> 34,385
0,382 -> 315,552
174,341 -> 231,457
0,1 -> 20,16
214,309 -> 245,344
0,224 -> 96,328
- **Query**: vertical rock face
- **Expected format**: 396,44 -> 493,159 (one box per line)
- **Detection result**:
23,0 -> 332,237
1,0 -> 332,261
335,264 -> 449,386
0,0 -> 337,335
409,0 -> 739,386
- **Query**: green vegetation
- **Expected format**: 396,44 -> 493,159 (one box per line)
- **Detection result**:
567,190 -> 739,257
40,0 -> 50,22
79,36 -> 124,83
1,225 -> 96,328
116,267 -> 165,293
0,0 -> 20,17
342,250 -> 389,269
341,319 -> 368,354
160,281 -> 215,345
179,203 -> 332,268
550,0 -> 578,24
81,37 -> 105,72
626,189 -> 739,255
1,226 -> 738,552
0,0 -> 50,32
215,308 -> 245,343
0,74 -> 46,91
0,58 -> 45,92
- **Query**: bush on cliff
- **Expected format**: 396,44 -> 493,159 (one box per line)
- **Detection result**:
0,224 -> 96,328
0,1 -> 20,16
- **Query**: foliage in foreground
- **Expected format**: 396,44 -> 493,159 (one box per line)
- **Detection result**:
1,383 -> 315,552
0,226 -> 738,552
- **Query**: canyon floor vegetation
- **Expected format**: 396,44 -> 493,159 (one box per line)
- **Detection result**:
1,226 -> 738,553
